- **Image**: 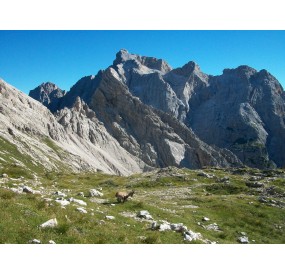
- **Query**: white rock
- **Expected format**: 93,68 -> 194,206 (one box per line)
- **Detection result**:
55,199 -> 70,206
184,230 -> 202,242
202,217 -> 210,221
54,191 -> 67,197
23,186 -> 35,194
89,189 -> 103,197
29,239 -> 41,244
69,197 -> 87,206
106,215 -> 115,220
77,207 -> 87,214
170,223 -> 187,232
77,192 -> 84,197
159,223 -> 172,231
238,236 -> 249,244
40,218 -> 58,228
205,223 -> 221,231
49,240 -> 56,244
137,210 -> 153,220
1,173 -> 8,178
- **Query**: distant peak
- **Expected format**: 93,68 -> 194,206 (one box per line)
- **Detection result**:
171,61 -> 201,77
223,65 -> 257,75
114,49 -> 135,64
113,49 -> 172,74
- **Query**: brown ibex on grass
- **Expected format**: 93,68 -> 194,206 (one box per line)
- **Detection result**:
115,190 -> 135,203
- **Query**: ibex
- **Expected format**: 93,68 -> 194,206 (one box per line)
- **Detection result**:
115,190 -> 135,203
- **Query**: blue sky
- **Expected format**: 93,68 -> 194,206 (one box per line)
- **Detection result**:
0,30 -> 284,93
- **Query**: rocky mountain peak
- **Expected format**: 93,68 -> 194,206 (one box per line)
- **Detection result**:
113,49 -> 172,74
222,65 -> 258,79
29,82 -> 65,112
24,50 -> 285,170
171,61 -> 201,77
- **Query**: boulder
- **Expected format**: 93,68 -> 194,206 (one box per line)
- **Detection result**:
205,223 -> 221,231
89,189 -> 103,197
53,191 -> 67,197
55,199 -> 70,206
77,207 -> 87,214
159,222 -> 172,231
40,218 -> 58,228
238,236 -> 249,244
184,230 -> 202,242
68,197 -> 87,206
23,186 -> 35,194
170,223 -> 187,232
137,210 -> 153,220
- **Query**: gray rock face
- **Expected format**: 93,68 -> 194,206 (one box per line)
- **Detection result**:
29,82 -> 66,112
88,67 -> 240,169
112,49 -> 184,119
184,66 -> 285,168
111,51 -> 285,168
0,79 -> 147,175
5,49 -> 285,173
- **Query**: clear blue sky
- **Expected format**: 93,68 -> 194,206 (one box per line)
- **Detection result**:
0,30 -> 284,93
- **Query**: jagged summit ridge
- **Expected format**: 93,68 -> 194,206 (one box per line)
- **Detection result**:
16,49 -> 285,171
113,49 -> 172,74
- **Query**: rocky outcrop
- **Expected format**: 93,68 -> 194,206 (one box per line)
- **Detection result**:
112,49 -> 185,119
0,79 -> 149,175
109,50 -> 285,168
186,66 -> 285,168
88,68 -> 240,169
29,82 -> 66,112
16,49 -> 285,170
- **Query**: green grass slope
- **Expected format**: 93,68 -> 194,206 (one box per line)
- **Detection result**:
0,165 -> 284,244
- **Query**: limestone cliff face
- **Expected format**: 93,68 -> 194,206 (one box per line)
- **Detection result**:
110,50 -> 285,168
27,49 -> 285,170
29,82 -> 66,112
186,66 -> 285,168
112,49 -> 185,119
0,79 -> 147,175
88,68 -> 240,169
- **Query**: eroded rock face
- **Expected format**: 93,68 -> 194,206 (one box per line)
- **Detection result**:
15,49 -> 285,171
0,79 -> 148,175
88,68 -> 240,169
109,50 -> 285,168
29,82 -> 66,112
186,66 -> 285,168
